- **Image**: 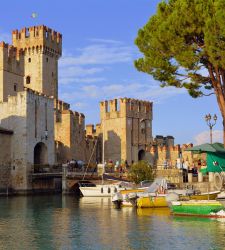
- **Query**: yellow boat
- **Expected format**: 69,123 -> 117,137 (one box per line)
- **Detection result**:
137,195 -> 168,208
120,188 -> 146,195
137,207 -> 171,217
136,191 -> 221,208
180,191 -> 220,201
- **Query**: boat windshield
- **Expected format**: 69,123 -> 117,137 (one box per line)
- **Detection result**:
79,182 -> 96,187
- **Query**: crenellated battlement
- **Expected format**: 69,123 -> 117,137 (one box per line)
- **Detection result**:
100,97 -> 153,120
0,42 -> 24,74
12,25 -> 62,57
86,124 -> 95,136
54,99 -> 70,111
23,87 -> 54,99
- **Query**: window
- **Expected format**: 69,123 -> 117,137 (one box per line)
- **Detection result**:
26,76 -> 31,84
28,58 -> 31,63
46,57 -> 48,62
14,83 -> 17,92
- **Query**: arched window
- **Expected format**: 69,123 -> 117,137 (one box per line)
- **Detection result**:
26,76 -> 31,84
28,58 -> 31,63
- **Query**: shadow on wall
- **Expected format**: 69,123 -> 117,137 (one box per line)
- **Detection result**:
55,140 -> 71,164
105,130 -> 121,163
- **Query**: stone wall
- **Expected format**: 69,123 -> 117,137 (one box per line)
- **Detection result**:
0,132 -> 12,192
0,89 -> 55,192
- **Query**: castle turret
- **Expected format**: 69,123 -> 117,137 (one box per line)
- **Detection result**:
12,26 -> 62,98
99,97 -> 153,164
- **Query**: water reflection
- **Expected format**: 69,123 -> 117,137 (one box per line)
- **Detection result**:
0,196 -> 224,250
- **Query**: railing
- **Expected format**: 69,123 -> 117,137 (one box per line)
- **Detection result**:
33,164 -> 62,173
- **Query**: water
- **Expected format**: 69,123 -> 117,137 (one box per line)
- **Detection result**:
0,196 -> 224,250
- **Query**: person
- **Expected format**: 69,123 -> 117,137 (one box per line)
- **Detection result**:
197,159 -> 201,169
114,160 -> 119,172
176,158 -> 181,169
163,160 -> 168,169
125,160 -> 129,171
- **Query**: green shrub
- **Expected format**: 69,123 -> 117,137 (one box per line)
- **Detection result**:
128,160 -> 154,184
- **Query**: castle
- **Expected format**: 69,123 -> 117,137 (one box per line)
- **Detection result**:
0,25 -> 194,193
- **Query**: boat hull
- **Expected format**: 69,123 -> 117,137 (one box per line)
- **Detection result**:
180,191 -> 220,201
80,185 -> 123,197
137,195 -> 168,208
136,191 -> 221,208
171,200 -> 223,216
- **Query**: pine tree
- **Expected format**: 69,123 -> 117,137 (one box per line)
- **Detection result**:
135,0 -> 225,145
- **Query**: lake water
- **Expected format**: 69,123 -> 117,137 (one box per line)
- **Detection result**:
0,195 -> 224,250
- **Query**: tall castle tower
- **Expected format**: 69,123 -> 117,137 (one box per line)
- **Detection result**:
100,98 -> 153,164
12,26 -> 62,98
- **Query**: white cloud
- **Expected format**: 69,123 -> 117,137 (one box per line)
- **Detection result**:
60,82 -> 185,104
59,66 -> 104,84
194,130 -> 223,145
88,38 -> 123,45
60,43 -> 133,67
58,39 -> 134,85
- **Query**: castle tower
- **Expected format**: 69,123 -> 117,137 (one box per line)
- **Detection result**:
0,42 -> 25,102
12,26 -> 62,98
100,98 -> 153,164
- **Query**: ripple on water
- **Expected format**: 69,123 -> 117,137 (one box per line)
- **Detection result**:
0,196 -> 224,250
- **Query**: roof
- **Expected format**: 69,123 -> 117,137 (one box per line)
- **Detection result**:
185,143 -> 225,153
0,126 -> 13,135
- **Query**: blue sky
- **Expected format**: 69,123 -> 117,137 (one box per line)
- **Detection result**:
0,0 -> 222,145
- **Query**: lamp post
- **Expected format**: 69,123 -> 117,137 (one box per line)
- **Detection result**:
205,114 -> 217,144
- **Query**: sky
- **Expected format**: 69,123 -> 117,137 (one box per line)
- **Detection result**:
0,0 -> 223,145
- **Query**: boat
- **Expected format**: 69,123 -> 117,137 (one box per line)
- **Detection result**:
136,190 -> 221,208
79,181 -> 131,197
216,191 -> 225,206
179,190 -> 220,201
112,178 -> 186,208
137,193 -> 169,208
170,200 -> 224,217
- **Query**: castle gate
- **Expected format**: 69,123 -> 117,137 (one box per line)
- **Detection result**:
138,149 -> 145,161
34,142 -> 48,165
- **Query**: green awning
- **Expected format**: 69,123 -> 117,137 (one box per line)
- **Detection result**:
185,143 -> 225,173
185,143 -> 225,153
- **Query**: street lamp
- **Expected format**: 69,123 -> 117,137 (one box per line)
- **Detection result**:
205,114 -> 217,144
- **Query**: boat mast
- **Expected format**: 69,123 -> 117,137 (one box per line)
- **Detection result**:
102,116 -> 105,184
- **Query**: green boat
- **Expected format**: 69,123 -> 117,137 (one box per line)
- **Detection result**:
171,200 -> 224,216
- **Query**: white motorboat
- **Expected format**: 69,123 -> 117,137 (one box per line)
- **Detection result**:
79,181 -> 130,197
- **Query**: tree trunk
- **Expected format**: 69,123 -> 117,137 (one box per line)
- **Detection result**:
208,66 -> 225,147
223,120 -> 225,147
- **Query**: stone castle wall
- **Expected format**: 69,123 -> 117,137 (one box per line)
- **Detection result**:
0,132 -> 12,192
98,98 -> 153,164
148,143 -> 194,169
0,89 -> 55,191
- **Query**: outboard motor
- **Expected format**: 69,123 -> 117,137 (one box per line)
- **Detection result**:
112,193 -> 123,209
128,193 -> 138,207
